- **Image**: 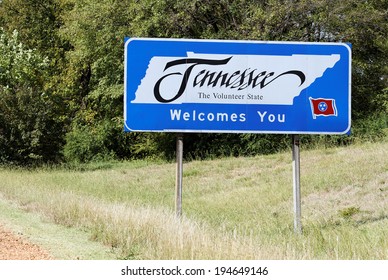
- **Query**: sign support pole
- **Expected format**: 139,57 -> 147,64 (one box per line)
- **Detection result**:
292,135 -> 302,234
175,133 -> 184,218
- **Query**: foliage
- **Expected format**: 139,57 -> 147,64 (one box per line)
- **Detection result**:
0,28 -> 64,164
0,0 -> 387,164
0,0 -> 72,104
63,121 -> 114,163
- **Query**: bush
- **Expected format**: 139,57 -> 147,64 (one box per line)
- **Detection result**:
0,28 -> 65,165
63,121 -> 116,163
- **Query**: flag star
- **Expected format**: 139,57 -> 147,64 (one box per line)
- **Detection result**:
318,102 -> 327,112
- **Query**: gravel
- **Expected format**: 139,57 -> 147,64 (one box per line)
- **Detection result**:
0,224 -> 52,260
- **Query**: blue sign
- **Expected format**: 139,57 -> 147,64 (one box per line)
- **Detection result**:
124,38 -> 351,134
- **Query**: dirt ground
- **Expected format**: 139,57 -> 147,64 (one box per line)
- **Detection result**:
0,224 -> 52,260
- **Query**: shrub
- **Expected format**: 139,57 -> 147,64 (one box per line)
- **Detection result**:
63,121 -> 116,163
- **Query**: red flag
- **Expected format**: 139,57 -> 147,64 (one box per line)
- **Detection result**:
309,98 -> 337,119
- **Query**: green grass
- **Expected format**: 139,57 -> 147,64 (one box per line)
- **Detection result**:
0,195 -> 117,260
0,140 -> 387,259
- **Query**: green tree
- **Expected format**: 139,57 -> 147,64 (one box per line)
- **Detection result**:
60,0 -> 388,162
59,0 -> 137,162
0,29 -> 64,164
0,0 -> 72,91
252,0 -> 388,118
0,0 -> 75,164
2,0 -> 386,164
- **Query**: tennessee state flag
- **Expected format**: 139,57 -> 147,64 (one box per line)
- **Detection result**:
309,98 -> 338,119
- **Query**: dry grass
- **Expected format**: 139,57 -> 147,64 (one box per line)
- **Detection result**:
0,140 -> 387,259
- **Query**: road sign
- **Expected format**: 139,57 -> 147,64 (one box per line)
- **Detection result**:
124,38 -> 351,134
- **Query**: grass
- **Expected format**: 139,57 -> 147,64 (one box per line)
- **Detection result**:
0,139 -> 387,259
0,195 -> 117,260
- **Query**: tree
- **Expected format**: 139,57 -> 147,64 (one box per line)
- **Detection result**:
250,0 -> 388,118
0,28 -> 64,164
60,0 -> 388,162
0,0 -> 75,164
1,0 -> 387,164
0,0 -> 72,88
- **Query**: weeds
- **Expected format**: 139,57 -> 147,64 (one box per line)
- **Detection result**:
0,140 -> 387,259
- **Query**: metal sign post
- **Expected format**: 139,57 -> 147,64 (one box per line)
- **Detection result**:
175,134 -> 184,217
292,135 -> 302,234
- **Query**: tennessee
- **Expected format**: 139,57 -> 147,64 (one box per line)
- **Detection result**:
170,109 -> 246,122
